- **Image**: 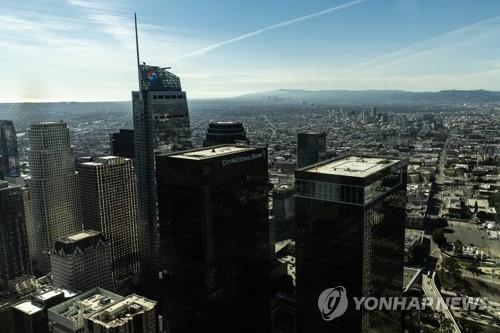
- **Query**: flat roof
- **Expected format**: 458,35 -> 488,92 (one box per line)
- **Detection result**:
88,294 -> 156,328
13,300 -> 44,315
304,156 -> 400,178
49,289 -> 123,325
170,145 -> 255,160
60,230 -> 100,244
38,289 -> 63,301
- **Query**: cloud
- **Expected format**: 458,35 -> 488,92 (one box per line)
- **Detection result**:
176,0 -> 369,61
339,15 -> 500,74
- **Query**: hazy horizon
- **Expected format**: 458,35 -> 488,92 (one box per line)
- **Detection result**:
2,0 -> 500,102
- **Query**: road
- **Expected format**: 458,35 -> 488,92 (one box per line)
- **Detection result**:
422,272 -> 461,333
460,269 -> 500,286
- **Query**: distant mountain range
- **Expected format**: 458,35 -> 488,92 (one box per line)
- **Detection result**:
234,89 -> 500,105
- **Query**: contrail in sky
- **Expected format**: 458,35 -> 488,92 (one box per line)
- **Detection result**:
176,0 -> 369,60
336,15 -> 500,74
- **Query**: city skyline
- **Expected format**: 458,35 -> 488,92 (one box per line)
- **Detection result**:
1,0 -> 500,102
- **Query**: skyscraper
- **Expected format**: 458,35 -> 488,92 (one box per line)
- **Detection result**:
50,230 -> 113,292
297,132 -> 326,168
132,56 -> 192,286
28,122 -> 82,274
203,121 -> 248,147
78,156 -> 140,288
156,145 -> 270,333
0,181 -> 31,285
110,129 -> 135,159
272,184 -> 296,241
0,120 -> 20,179
295,155 -> 407,332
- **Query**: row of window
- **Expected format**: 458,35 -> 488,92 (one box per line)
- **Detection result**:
152,94 -> 185,100
296,172 -> 402,206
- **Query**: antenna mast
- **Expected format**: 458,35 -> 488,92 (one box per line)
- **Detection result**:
134,13 -> 142,93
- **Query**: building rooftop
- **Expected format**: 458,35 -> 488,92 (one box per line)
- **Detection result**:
170,145 -> 255,160
37,289 -> 63,301
88,294 -> 156,328
59,230 -> 101,244
304,156 -> 401,177
53,230 -> 105,255
405,229 -> 425,249
80,156 -> 129,167
48,288 -> 123,328
403,267 -> 422,293
13,300 -> 44,315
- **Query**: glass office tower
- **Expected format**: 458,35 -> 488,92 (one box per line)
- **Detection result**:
0,120 -> 20,179
156,145 -> 270,333
28,122 -> 82,274
296,132 -> 326,168
0,181 -> 31,285
132,64 -> 192,288
295,155 -> 407,333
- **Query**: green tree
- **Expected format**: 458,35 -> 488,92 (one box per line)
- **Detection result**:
432,228 -> 447,247
442,257 -> 460,277
466,261 -> 480,276
453,239 -> 463,254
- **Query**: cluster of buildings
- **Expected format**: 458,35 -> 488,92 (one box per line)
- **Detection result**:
1,31 -> 500,333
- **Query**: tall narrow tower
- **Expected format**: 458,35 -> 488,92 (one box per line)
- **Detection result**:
28,121 -> 82,274
0,181 -> 31,284
0,120 -> 20,179
132,15 -> 192,289
78,156 -> 140,288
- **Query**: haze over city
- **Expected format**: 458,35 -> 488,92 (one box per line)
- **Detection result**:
2,0 -> 500,102
1,1 -> 500,333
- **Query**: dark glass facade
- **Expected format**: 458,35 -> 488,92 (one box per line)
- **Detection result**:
297,132 -> 326,168
204,121 -> 248,147
0,181 -> 31,285
110,129 -> 135,159
272,184 -> 295,241
295,156 -> 407,333
156,145 -> 270,333
133,64 -> 192,291
0,120 -> 20,179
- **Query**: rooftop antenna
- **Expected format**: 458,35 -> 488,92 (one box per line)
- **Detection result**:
134,13 -> 142,93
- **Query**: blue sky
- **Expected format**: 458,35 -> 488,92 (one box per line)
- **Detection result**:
1,0 -> 500,101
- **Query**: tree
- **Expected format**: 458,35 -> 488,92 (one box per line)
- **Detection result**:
432,228 -> 447,247
466,261 -> 480,276
442,257 -> 460,277
453,239 -> 463,254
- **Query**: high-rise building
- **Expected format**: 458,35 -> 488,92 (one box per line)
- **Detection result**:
132,62 -> 192,288
78,156 -> 140,288
110,129 -> 135,159
297,132 -> 326,168
48,287 -> 124,333
0,181 -> 31,285
22,188 -> 36,259
203,121 -> 248,146
295,155 -> 407,332
272,184 -> 295,242
28,122 -> 82,274
156,145 -> 270,333
85,294 -> 157,333
0,120 -> 20,179
50,230 -> 113,292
